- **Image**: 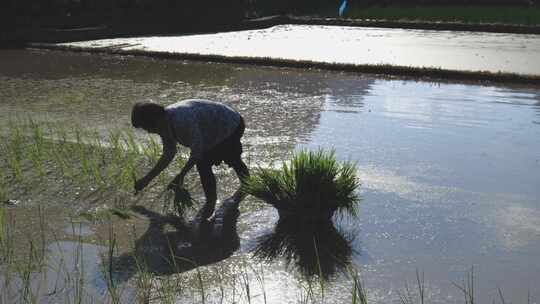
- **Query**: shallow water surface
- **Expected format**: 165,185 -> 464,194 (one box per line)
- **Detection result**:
1,49 -> 539,303
60,24 -> 540,75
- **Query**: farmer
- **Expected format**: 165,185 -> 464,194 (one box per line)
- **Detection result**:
131,99 -> 250,220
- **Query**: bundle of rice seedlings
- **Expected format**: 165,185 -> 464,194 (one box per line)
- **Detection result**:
242,149 -> 360,222
164,186 -> 195,216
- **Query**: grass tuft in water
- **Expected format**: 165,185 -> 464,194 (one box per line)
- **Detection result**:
0,119 -> 188,218
349,267 -> 368,304
453,266 -> 476,304
0,207 -> 15,264
242,149 -> 360,221
171,186 -> 196,216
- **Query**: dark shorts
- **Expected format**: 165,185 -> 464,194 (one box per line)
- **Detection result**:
197,117 -> 245,168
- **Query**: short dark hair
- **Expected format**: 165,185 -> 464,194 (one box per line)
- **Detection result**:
131,102 -> 165,130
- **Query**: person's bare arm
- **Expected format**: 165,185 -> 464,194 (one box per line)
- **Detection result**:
167,156 -> 195,190
167,127 -> 202,190
135,136 -> 177,193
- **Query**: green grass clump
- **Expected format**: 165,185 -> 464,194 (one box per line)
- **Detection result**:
0,119 -> 187,217
242,149 -> 360,221
173,187 -> 195,215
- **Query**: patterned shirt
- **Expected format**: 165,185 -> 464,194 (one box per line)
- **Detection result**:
165,99 -> 241,160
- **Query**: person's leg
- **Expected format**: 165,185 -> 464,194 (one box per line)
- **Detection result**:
228,117 -> 249,202
196,162 -> 217,220
228,157 -> 250,203
230,157 -> 249,180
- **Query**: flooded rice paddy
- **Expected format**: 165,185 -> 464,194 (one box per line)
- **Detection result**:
1,49 -> 540,303
59,24 -> 540,76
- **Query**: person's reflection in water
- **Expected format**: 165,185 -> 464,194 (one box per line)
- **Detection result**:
114,199 -> 240,277
254,217 -> 354,281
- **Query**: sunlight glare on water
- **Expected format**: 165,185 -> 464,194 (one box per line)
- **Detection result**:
63,24 -> 540,75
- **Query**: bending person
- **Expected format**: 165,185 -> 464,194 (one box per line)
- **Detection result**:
131,99 -> 249,220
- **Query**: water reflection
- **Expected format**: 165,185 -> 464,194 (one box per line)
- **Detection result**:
0,49 -> 234,85
254,217 -> 354,281
534,92 -> 540,120
114,199 -> 240,278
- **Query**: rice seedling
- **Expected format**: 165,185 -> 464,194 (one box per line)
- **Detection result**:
175,256 -> 206,304
6,122 -> 24,183
124,129 -> 141,156
239,262 -> 251,304
156,276 -> 178,304
0,207 -> 15,264
109,130 -> 123,163
15,257 -> 37,304
90,156 -> 104,186
348,268 -> 368,304
47,125 -> 73,179
497,287 -> 507,304
101,222 -> 123,304
71,226 -> 86,304
398,269 -> 426,304
453,266 -> 476,304
75,128 -> 91,184
131,241 -> 154,304
0,173 -> 7,205
163,186 -> 196,216
242,149 -> 360,222
250,264 -> 267,304
143,135 -> 161,164
27,119 -> 47,178
212,266 -> 226,304
50,140 -> 70,179
0,119 -> 188,220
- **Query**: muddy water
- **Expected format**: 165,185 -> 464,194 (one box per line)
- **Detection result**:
1,49 -> 540,303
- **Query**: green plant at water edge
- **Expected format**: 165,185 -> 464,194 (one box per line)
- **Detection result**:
6,122 -> 24,182
0,120 -> 188,215
242,149 -> 360,219
0,207 -> 15,264
28,118 -> 47,178
100,222 -> 123,304
163,186 -> 196,216
348,267 -> 368,304
453,266 -> 476,304
398,269 -> 426,304
0,170 -> 7,204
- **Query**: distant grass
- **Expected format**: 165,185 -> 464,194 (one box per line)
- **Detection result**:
342,5 -> 540,25
242,149 -> 360,221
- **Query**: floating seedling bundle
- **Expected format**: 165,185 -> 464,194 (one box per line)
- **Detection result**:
242,149 -> 360,222
242,150 -> 360,279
